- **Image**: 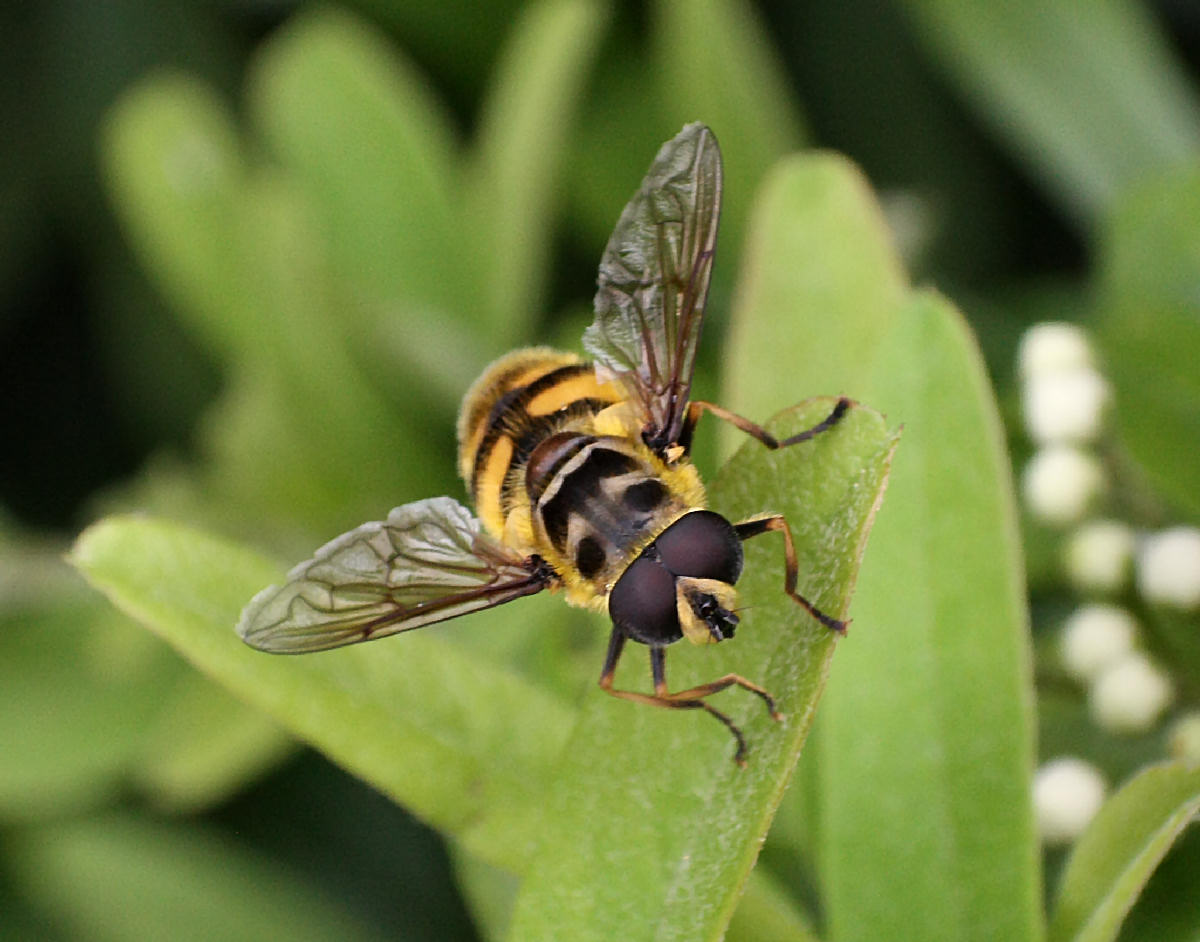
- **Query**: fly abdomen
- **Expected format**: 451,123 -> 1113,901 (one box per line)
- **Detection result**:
456,348 -> 622,537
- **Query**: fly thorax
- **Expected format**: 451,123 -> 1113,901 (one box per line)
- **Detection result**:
532,437 -> 684,592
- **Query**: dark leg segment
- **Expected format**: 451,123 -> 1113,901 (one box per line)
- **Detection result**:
735,514 -> 848,634
685,397 -> 851,451
598,629 -> 781,765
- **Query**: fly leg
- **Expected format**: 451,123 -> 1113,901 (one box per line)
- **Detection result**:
683,396 -> 851,451
598,629 -> 781,766
734,514 -> 848,634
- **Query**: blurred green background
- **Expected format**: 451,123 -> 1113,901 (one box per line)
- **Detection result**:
5,1 -> 1200,939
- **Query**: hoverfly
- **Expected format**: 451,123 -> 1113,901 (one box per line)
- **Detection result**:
238,123 -> 851,764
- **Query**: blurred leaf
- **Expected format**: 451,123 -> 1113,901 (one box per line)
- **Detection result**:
248,8 -> 464,329
1098,167 -> 1200,519
101,72 -> 255,365
724,154 -> 908,442
450,845 -> 519,942
0,535 -> 292,819
565,56 -> 669,255
1049,762 -> 1200,942
898,0 -> 1200,224
465,0 -> 607,345
506,403 -> 898,942
232,171 -> 446,528
69,516 -> 573,873
1118,826 -> 1200,942
0,595 -> 176,819
726,867 -> 819,942
726,154 -> 1040,941
8,814 -> 381,942
0,538 -> 184,819
131,670 -> 294,812
652,0 -> 805,257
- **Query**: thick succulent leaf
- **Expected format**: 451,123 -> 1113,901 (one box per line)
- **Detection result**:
247,7 -> 463,321
506,402 -> 898,942
68,516 -> 572,873
726,154 -> 1041,942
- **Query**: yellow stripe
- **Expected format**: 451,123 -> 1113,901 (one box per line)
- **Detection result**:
474,434 -> 514,537
457,348 -> 577,483
526,373 -> 618,416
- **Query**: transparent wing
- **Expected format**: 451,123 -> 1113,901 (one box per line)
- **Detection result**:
237,496 -> 550,653
582,122 -> 722,451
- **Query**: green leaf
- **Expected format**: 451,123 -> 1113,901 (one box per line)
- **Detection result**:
652,0 -> 806,258
100,72 -> 256,364
726,867 -> 819,942
726,154 -> 1041,941
506,402 -> 898,942
1048,762 -> 1200,942
68,516 -> 573,873
248,7 -> 463,322
897,0 -> 1200,224
1117,826 -> 1200,942
820,295 -> 1041,942
465,0 -> 607,345
0,596 -> 177,819
1097,167 -> 1200,518
723,153 -> 908,434
0,533 -> 297,820
232,171 -> 447,525
449,845 -> 520,942
130,670 -> 294,812
8,814 -> 381,942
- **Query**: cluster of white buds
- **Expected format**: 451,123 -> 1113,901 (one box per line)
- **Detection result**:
1058,604 -> 1174,734
1017,323 -> 1198,844
1136,527 -> 1200,611
1018,323 -> 1200,611
1033,756 -> 1107,845
1018,323 -> 1110,527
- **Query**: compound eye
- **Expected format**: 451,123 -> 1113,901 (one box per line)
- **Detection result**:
655,510 -> 743,584
608,556 -> 680,644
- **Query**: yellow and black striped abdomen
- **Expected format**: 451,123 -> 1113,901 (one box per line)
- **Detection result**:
456,347 -> 624,540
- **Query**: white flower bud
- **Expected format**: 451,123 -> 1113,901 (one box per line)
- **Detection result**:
1064,520 -> 1135,593
1022,367 -> 1110,443
1168,712 -> 1200,763
1018,323 -> 1095,380
1033,757 -> 1107,845
1089,653 -> 1174,734
1021,446 -> 1105,526
1059,604 -> 1137,682
1136,527 -> 1200,610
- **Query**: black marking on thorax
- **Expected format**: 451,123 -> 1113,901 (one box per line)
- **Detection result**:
537,440 -> 676,587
